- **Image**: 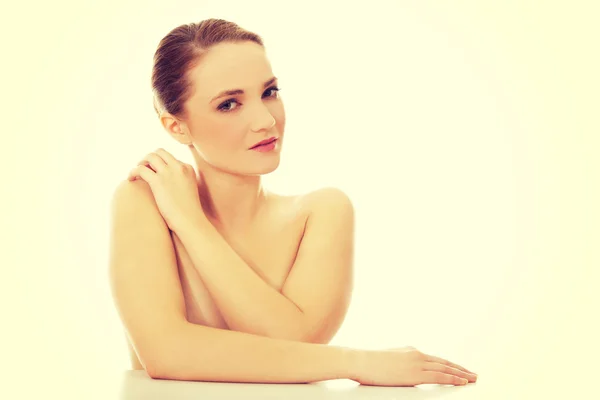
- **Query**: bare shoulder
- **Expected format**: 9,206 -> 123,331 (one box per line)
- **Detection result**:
109,179 -> 163,221
300,187 -> 354,216
269,187 -> 353,222
111,178 -> 154,205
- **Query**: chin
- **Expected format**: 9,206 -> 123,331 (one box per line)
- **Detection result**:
219,158 -> 280,177
242,156 -> 281,176
249,159 -> 281,176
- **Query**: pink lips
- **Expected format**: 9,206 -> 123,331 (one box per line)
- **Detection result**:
250,137 -> 277,149
251,138 -> 277,152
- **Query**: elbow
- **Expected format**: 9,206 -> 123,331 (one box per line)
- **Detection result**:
146,353 -> 190,381
146,365 -> 165,380
147,367 -> 176,381
128,342 -> 168,380
138,330 -> 187,380
142,351 -> 175,380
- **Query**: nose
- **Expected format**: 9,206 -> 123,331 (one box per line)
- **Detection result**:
251,105 -> 276,133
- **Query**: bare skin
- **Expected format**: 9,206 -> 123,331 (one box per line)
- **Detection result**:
123,41 -> 342,370
115,38 -> 477,385
126,190 -> 310,370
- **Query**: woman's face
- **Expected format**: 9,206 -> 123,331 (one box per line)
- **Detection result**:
178,41 -> 285,176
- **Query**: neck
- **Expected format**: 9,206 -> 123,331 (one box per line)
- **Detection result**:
189,145 -> 268,233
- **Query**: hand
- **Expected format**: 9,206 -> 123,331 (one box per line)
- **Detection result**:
127,148 -> 206,232
352,346 -> 478,387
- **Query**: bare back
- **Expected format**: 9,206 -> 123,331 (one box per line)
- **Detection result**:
127,191 -> 309,370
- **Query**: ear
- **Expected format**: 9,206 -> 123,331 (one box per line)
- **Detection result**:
160,112 -> 193,145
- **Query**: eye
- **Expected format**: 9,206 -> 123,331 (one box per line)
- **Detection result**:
264,85 -> 281,98
217,86 -> 282,113
217,99 -> 240,112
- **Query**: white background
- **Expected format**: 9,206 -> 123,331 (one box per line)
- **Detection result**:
2,1 -> 598,398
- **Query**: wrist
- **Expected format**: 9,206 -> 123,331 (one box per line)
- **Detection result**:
338,347 -> 366,381
173,212 -> 209,237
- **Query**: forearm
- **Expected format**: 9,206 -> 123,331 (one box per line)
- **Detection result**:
155,321 -> 359,383
174,219 -> 307,340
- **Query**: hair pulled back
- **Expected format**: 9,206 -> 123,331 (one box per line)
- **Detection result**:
151,18 -> 264,119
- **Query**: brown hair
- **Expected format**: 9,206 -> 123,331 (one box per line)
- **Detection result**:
151,18 -> 264,120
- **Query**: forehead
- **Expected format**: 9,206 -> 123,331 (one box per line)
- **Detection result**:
187,41 -> 273,99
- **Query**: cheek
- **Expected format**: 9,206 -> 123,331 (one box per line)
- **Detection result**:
209,120 -> 247,148
272,102 -> 286,131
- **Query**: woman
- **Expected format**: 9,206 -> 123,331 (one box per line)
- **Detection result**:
108,18 -> 477,386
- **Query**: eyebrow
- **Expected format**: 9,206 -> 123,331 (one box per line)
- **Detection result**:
210,77 -> 278,103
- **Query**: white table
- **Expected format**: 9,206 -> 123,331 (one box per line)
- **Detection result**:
118,369 -> 480,400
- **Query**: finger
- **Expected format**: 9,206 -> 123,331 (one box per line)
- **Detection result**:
138,153 -> 167,173
419,371 -> 469,386
423,361 -> 477,382
128,165 -> 156,183
154,148 -> 179,164
423,354 -> 476,375
127,166 -> 141,181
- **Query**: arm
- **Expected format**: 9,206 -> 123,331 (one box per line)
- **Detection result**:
108,179 -> 359,382
164,321 -> 357,382
174,187 -> 355,343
